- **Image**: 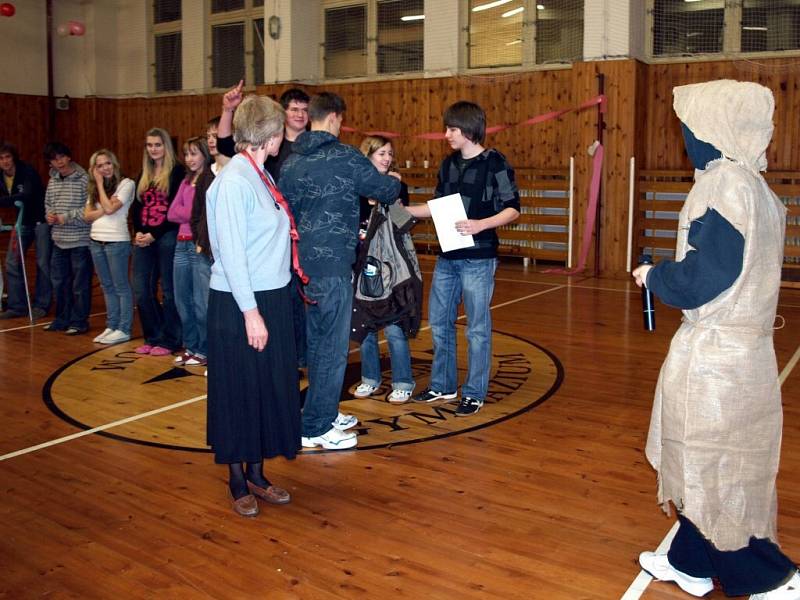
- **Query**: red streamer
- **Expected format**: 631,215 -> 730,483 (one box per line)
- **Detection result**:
340,94 -> 606,141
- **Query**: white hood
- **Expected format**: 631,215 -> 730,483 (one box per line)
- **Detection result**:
673,79 -> 774,173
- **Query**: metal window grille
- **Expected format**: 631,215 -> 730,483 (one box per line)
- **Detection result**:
742,1 -> 800,53
212,0 -> 245,13
253,18 -> 265,85
652,0 -> 724,57
377,0 -> 424,74
212,22 -> 245,89
324,4 -> 367,78
469,0 -> 523,68
153,0 -> 180,24
155,32 -> 182,92
535,1 -> 583,64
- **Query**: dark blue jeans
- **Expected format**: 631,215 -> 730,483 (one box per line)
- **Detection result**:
669,513 -> 796,596
173,240 -> 211,358
132,230 -> 181,350
50,244 -> 92,330
5,223 -> 52,314
428,257 -> 498,400
302,275 -> 352,438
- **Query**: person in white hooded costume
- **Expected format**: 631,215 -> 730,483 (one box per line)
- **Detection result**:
633,80 -> 798,600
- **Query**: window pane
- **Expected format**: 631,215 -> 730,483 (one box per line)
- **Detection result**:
535,1 -> 583,64
325,4 -> 367,78
742,0 -> 800,53
153,0 -> 180,24
211,0 -> 245,13
212,22 -> 245,89
469,0 -> 523,68
155,32 -> 182,92
377,0 -> 424,74
253,0 -> 264,6
653,0 -> 724,56
254,18 -> 265,85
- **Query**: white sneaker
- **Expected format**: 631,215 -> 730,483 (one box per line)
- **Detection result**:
354,382 -> 378,397
332,412 -> 358,430
301,427 -> 357,450
751,572 -> 800,600
100,330 -> 130,345
639,552 -> 713,597
388,388 -> 413,404
93,328 -> 113,343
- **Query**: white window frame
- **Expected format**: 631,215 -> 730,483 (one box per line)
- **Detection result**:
150,1 -> 183,93
645,0 -> 800,63
462,0 -> 583,74
207,0 -> 267,90
321,0 -> 426,81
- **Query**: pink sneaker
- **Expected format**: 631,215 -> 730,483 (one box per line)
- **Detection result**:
149,346 -> 172,356
135,344 -> 153,354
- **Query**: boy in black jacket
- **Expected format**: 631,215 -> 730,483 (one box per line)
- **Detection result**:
406,101 -> 520,416
0,142 -> 51,318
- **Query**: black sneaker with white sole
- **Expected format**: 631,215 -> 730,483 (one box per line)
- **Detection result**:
411,387 -> 458,403
455,396 -> 484,416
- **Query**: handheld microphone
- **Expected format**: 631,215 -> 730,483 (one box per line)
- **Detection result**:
639,254 -> 656,332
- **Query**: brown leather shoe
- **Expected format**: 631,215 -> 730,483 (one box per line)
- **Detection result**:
247,481 -> 291,505
232,494 -> 259,517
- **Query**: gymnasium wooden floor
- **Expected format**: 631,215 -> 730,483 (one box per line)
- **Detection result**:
1,256 -> 799,599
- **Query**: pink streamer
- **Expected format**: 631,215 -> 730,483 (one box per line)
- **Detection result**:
544,144 -> 604,275
340,94 -> 607,141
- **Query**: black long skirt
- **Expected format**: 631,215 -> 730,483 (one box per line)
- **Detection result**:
206,285 -> 301,464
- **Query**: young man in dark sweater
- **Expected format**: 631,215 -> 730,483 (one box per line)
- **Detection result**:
0,142 -> 51,318
280,92 -> 401,450
406,101 -> 520,416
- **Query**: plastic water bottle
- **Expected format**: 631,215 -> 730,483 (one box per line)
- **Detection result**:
639,254 -> 655,331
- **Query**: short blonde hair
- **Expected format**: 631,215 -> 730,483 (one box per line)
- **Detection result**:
233,95 -> 285,152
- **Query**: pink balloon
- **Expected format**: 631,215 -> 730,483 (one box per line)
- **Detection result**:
68,21 -> 85,36
56,23 -> 69,36
0,3 -> 15,17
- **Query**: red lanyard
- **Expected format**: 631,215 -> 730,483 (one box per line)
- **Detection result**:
240,150 -> 309,288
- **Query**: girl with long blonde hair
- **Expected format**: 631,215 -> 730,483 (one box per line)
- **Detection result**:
131,127 -> 186,356
83,149 -> 135,344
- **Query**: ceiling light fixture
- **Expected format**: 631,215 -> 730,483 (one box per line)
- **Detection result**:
472,0 -> 513,12
502,7 -> 525,17
400,14 -> 425,21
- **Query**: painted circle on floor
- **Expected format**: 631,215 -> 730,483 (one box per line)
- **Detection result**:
43,325 -> 562,453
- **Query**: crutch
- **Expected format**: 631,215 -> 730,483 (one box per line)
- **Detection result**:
13,201 -> 33,324
1,201 -> 34,324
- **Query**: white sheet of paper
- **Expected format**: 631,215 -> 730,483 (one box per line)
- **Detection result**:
427,194 -> 475,253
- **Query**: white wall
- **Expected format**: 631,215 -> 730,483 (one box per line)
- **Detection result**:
1,0 -> 48,95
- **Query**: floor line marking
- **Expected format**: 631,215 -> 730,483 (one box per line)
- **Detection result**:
621,343 -> 800,599
0,394 -> 208,462
350,284 -> 565,353
619,522 -> 679,600
0,310 -> 108,334
5,284 -> 565,460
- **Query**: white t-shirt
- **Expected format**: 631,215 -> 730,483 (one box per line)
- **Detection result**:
90,178 -> 135,242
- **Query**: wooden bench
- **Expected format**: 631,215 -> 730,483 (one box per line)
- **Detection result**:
401,167 -> 572,267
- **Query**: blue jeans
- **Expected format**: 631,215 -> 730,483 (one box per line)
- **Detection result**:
50,244 -> 93,330
302,275 -> 352,437
360,324 -> 414,391
428,256 -> 497,400
173,240 -> 211,358
90,240 -> 133,334
132,230 -> 181,350
5,222 -> 52,314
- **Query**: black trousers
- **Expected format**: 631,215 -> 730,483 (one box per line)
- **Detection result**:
668,514 -> 796,596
